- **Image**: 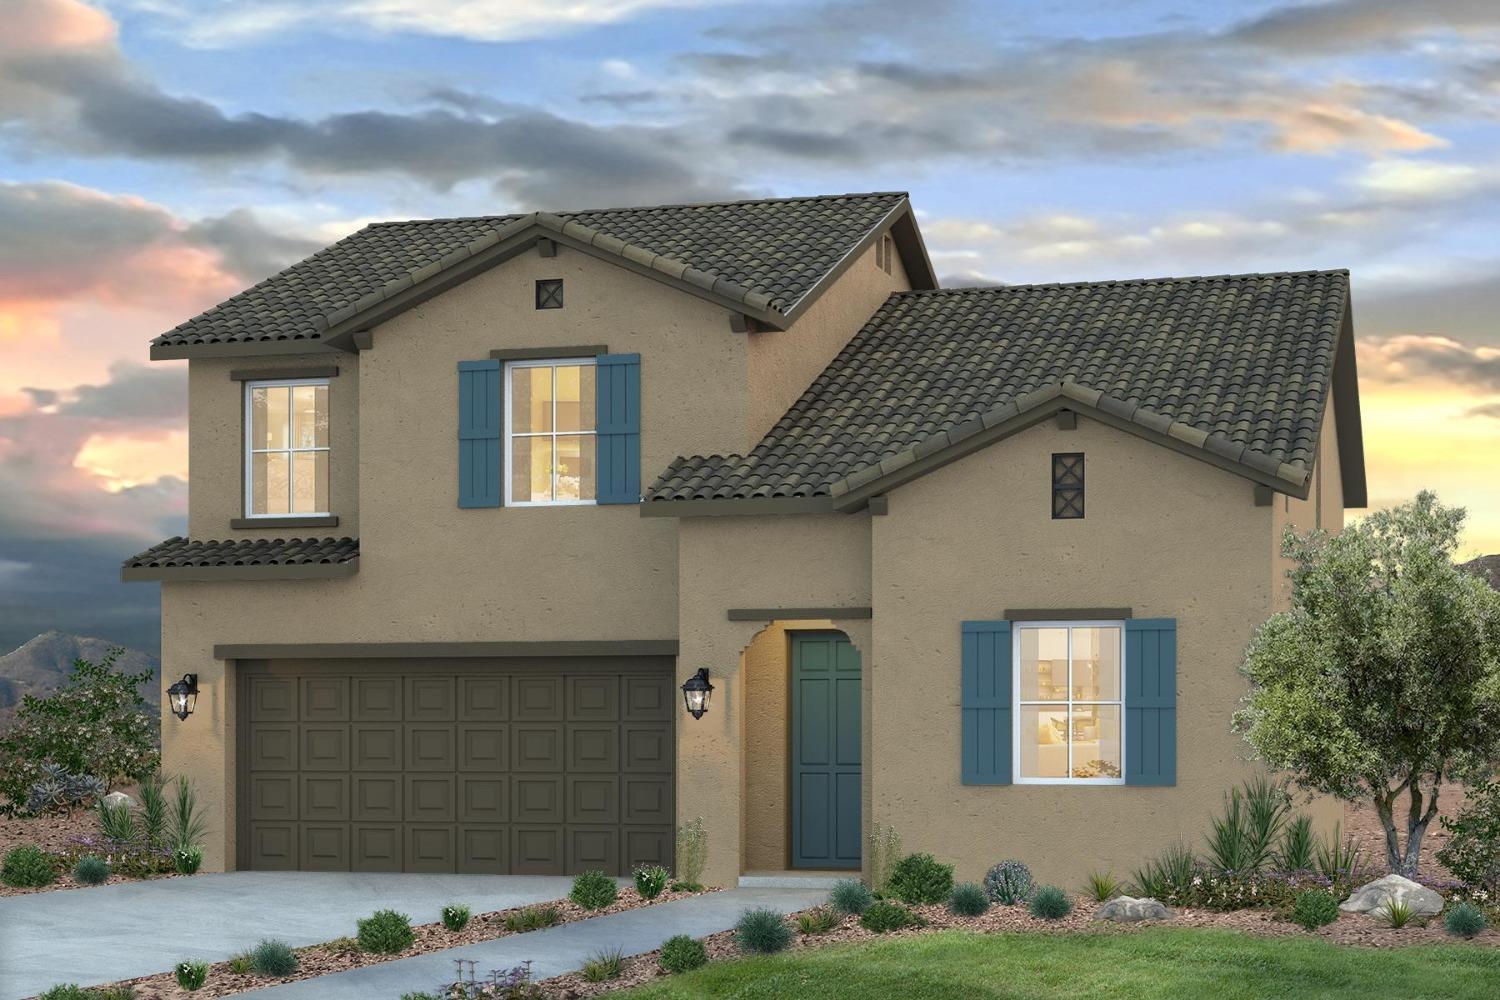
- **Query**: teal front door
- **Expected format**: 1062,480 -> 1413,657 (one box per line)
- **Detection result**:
791,632 -> 861,869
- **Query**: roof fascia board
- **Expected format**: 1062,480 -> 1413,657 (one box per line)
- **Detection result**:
639,495 -> 835,517
777,199 -> 934,327
1331,301 -> 1368,508
151,339 -> 338,361
121,559 -> 359,582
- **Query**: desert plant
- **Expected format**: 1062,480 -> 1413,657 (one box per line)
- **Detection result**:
175,960 -> 209,991
735,907 -> 793,953
227,953 -> 253,975
887,852 -> 954,904
829,877 -> 874,915
173,846 -> 203,875
38,987 -> 90,1000
1028,885 -> 1073,920
1437,779 -> 1500,892
859,900 -> 925,932
867,822 -> 902,894
633,863 -> 670,900
1315,822 -> 1365,881
949,882 -> 990,917
250,939 -> 298,977
1291,889 -> 1340,930
441,903 -> 471,932
984,859 -> 1033,904
1380,898 -> 1414,929
570,869 -> 618,910
357,909 -> 416,954
1085,871 -> 1120,902
1205,777 -> 1290,875
27,765 -> 106,815
1277,814 -> 1317,872
73,854 -> 110,886
581,946 -> 625,982
2,844 -> 56,887
796,906 -> 838,933
138,775 -> 167,851
1131,843 -> 1196,901
674,817 -> 708,888
503,904 -> 562,932
168,775 -> 207,854
658,934 -> 708,974
92,988 -> 136,1000
1444,901 -> 1487,938
97,799 -> 136,843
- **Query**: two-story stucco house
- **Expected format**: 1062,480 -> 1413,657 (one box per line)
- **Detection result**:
124,192 -> 1366,888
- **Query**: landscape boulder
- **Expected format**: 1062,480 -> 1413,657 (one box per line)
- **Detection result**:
1338,874 -> 1445,917
1093,896 -> 1173,922
101,791 -> 136,809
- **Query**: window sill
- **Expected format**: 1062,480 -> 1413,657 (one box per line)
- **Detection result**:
230,515 -> 340,529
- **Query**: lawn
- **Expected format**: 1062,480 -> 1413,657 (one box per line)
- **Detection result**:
617,927 -> 1500,999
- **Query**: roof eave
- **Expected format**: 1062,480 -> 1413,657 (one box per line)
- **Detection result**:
1330,295 -> 1368,508
121,558 -> 360,583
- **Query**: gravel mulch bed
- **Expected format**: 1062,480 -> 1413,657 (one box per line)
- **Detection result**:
89,887 -> 712,1000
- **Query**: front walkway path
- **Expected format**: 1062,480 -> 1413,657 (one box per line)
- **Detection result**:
0,872 -> 576,1000
241,887 -> 828,999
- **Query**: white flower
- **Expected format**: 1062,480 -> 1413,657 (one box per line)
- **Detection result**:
1192,876 -> 1203,886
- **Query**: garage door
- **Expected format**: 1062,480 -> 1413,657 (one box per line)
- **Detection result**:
237,659 -> 675,874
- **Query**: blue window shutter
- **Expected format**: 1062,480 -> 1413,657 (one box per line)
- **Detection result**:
961,621 -> 1012,785
1126,618 -> 1177,786
457,360 -> 501,508
595,353 -> 641,504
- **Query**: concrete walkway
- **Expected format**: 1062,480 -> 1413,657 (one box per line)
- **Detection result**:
241,887 -> 827,999
0,872 -> 578,1000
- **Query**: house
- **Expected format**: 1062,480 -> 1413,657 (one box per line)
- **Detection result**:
124,192 -> 1366,887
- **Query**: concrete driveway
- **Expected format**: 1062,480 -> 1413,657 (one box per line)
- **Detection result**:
0,872 -> 577,1000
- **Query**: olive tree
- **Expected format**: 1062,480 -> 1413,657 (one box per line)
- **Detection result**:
1235,492 -> 1500,875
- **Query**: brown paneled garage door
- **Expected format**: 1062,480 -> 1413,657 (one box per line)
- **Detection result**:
236,659 -> 674,874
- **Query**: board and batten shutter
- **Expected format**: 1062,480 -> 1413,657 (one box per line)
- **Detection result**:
960,620 -> 1013,784
1125,618 -> 1177,786
595,353 -> 641,504
457,360 -> 502,508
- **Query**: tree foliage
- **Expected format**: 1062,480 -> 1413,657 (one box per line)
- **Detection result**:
1235,492 -> 1500,875
0,649 -> 159,812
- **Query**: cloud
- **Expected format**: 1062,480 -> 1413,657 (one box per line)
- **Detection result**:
1360,335 -> 1500,390
1468,402 -> 1500,420
1228,0 -> 1500,55
58,362 -> 187,424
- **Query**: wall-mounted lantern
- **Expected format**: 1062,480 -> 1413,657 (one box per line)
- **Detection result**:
680,668 -> 713,720
167,674 -> 199,721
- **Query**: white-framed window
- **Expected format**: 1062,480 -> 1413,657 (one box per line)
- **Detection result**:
1013,621 -> 1125,785
244,378 -> 330,517
503,358 -> 597,506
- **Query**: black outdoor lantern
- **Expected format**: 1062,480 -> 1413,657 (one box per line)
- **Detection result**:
167,674 -> 198,721
681,668 -> 713,720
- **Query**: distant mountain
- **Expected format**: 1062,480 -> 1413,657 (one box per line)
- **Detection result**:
0,631 -> 160,730
1462,555 -> 1500,590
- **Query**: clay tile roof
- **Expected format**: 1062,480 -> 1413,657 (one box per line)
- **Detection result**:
123,536 -> 360,569
153,193 -> 909,349
646,270 -> 1350,503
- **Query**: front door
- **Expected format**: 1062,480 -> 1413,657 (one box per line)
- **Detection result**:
791,632 -> 861,869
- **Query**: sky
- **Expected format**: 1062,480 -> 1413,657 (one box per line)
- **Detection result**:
1,0 -> 1498,655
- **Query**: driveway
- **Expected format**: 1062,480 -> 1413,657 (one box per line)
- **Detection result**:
0,872 -> 576,1000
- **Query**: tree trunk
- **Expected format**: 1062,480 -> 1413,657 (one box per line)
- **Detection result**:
1399,778 -> 1443,876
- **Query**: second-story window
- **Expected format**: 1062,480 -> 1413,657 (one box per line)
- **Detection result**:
245,379 -> 329,516
504,358 -> 596,505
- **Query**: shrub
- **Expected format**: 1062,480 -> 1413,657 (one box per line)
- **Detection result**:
0,650 -> 158,812
138,775 -> 167,851
1445,901 -> 1487,938
1381,898 -> 1414,929
98,799 -> 136,843
829,877 -> 874,915
175,960 -> 209,991
735,907 -> 793,953
1291,889 -> 1340,930
1315,823 -> 1367,882
250,939 -> 299,977
93,988 -> 136,1000
73,854 -> 110,886
357,909 -> 416,954
169,776 -> 208,854
633,863 -> 670,900
1131,843 -> 1196,902
504,904 -> 562,932
1028,885 -> 1073,920
227,953 -> 253,975
1205,777 -> 1291,875
27,763 -> 106,815
887,852 -> 954,905
1278,814 -> 1317,872
570,870 -> 618,910
38,987 -> 90,1000
949,882 -> 989,917
441,903 -> 471,932
173,846 -> 203,875
675,817 -> 708,887
1085,871 -> 1119,902
984,860 -> 1033,905
867,822 -> 902,894
658,934 -> 707,974
796,906 -> 838,933
859,900 -> 925,932
581,946 -> 625,982
3,844 -> 56,887
1438,780 -> 1500,892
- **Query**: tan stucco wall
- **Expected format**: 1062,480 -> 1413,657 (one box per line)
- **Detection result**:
744,235 -> 909,449
1271,407 -> 1344,612
871,416 -> 1294,885
187,356 -> 361,537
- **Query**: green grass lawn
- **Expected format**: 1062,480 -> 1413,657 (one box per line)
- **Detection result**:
618,928 -> 1500,999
